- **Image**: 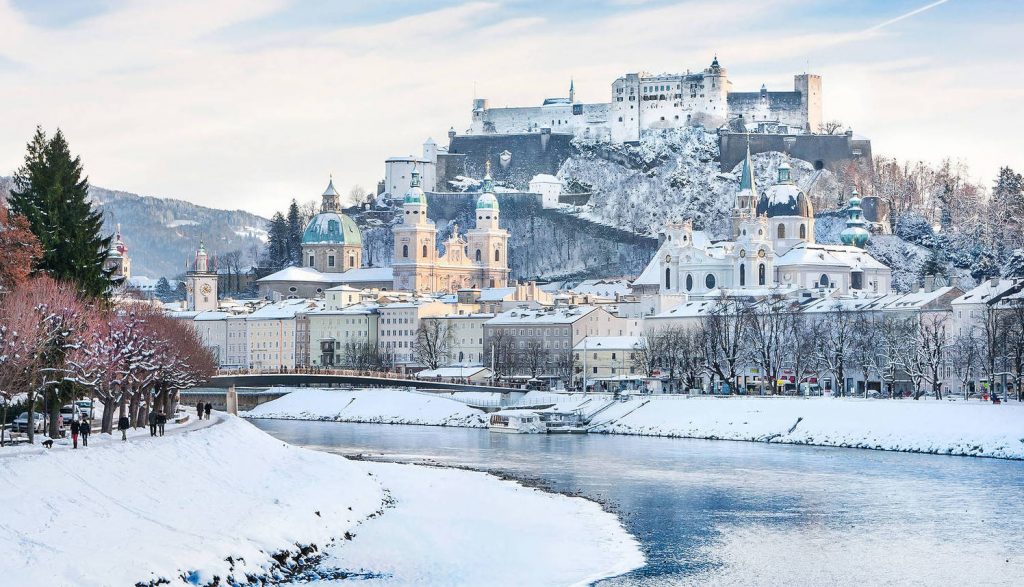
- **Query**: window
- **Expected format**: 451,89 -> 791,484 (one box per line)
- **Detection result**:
308,254 -> 315,267
495,249 -> 501,262
820,274 -> 830,287
705,274 -> 716,289
778,224 -> 786,239
739,263 -> 746,286
665,267 -> 671,289
422,244 -> 428,258
349,256 -> 355,267
685,274 -> 693,291
799,224 -> 807,239
475,249 -> 481,261
759,263 -> 766,286
611,352 -> 617,360
328,255 -> 335,267
402,244 -> 408,258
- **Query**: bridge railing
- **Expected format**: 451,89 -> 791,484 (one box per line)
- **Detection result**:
213,367 -> 527,390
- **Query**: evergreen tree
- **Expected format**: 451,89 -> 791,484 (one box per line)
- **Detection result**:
286,199 -> 303,266
265,212 -> 290,269
8,126 -> 112,298
919,245 -> 947,279
154,277 -> 173,301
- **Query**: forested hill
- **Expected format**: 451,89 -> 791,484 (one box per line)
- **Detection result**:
0,178 -> 269,279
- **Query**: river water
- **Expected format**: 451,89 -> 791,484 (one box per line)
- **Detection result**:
252,419 -> 1024,586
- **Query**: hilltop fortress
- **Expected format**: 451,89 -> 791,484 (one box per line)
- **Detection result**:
470,57 -> 822,142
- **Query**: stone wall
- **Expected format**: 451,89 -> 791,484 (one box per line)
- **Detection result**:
719,132 -> 873,172
444,133 -> 578,190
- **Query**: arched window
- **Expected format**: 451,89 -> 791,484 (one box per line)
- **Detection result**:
495,249 -> 501,262
758,263 -> 766,286
422,244 -> 428,258
739,263 -> 746,286
799,224 -> 807,239
458,351 -> 465,362
402,244 -> 408,258
685,274 -> 693,291
349,256 -> 355,268
705,274 -> 716,289
475,249 -> 481,262
820,274 -> 830,287
665,268 -> 671,289
778,224 -> 786,239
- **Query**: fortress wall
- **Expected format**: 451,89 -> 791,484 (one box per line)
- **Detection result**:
719,132 -> 872,171
445,133 -> 577,190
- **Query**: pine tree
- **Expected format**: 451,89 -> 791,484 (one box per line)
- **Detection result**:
154,277 -> 173,301
286,199 -> 303,266
265,212 -> 290,269
8,126 -> 112,298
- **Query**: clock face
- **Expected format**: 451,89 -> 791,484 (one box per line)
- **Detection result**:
739,250 -> 746,258
200,283 -> 212,295
664,255 -> 672,263
758,249 -> 766,258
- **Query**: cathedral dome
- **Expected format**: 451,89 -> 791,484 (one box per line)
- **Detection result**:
756,161 -> 813,218
302,212 -> 362,245
476,192 -> 499,210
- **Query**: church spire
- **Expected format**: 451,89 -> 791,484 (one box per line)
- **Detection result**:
569,78 -> 575,103
481,160 -> 494,193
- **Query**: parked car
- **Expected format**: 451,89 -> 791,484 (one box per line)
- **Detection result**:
13,412 -> 46,433
75,400 -> 102,420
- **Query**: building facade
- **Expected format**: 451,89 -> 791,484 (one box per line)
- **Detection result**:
470,57 -> 823,142
186,242 -> 219,312
392,167 -> 509,293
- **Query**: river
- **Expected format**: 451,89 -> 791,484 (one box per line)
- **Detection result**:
252,419 -> 1024,586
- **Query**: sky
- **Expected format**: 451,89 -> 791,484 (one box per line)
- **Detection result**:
0,0 -> 1021,217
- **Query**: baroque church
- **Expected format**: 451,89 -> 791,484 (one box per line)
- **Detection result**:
393,164 -> 510,293
635,146 -> 891,299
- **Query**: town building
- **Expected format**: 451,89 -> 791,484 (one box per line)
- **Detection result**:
245,299 -> 314,370
305,303 -> 380,367
104,224 -> 131,283
186,242 -> 219,312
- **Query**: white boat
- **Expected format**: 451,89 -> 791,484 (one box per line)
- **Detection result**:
540,410 -> 588,434
488,411 -> 544,434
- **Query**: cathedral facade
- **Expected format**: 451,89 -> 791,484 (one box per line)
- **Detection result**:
393,166 -> 510,293
637,147 -> 891,298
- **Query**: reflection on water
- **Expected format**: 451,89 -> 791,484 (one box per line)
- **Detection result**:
251,419 -> 1024,585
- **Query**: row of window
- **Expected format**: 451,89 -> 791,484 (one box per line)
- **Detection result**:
402,244 -> 502,262
307,254 -> 356,268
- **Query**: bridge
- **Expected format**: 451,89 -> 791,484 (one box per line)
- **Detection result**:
205,371 -> 521,394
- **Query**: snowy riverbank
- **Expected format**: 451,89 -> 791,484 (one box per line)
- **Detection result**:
245,388 -> 1024,459
243,387 -> 487,427
1,410 -> 642,586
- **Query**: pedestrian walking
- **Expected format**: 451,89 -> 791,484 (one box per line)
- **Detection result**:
196,401 -> 203,420
148,410 -> 158,436
70,418 -> 81,449
80,416 -> 90,447
204,402 -> 212,420
118,415 -> 130,441
157,411 -> 166,436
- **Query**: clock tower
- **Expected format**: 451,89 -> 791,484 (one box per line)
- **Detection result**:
186,241 -> 219,312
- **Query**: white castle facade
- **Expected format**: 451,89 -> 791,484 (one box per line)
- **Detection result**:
470,57 -> 822,142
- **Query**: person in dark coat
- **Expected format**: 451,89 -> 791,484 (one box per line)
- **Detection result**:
156,411 -> 167,436
148,410 -> 158,436
197,401 -> 204,420
79,416 -> 90,447
204,402 -> 212,420
70,418 -> 81,449
118,415 -> 130,441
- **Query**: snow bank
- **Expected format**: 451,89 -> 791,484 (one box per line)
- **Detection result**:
0,415 -> 384,586
591,396 -> 1024,459
303,462 -> 644,586
243,387 -> 488,427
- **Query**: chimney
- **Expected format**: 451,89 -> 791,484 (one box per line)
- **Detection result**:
948,275 -> 957,289
990,277 -> 1000,287
924,275 -> 935,292
911,282 -> 920,293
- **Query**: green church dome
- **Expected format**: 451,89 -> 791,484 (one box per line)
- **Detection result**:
302,212 -> 362,245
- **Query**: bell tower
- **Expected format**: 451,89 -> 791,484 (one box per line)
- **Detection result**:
392,167 -> 438,291
186,241 -> 219,312
466,162 -> 510,289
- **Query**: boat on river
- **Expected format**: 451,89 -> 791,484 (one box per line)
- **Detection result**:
540,411 -> 588,434
488,411 -> 545,434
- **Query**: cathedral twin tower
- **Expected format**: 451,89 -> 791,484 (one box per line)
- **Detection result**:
393,164 -> 510,293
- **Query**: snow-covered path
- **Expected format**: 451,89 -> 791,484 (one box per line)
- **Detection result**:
297,461 -> 644,586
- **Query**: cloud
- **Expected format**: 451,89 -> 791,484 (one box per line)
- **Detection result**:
0,0 -> 1017,218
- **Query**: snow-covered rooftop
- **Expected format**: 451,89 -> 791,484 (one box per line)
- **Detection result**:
573,336 -> 641,351
487,305 -> 600,325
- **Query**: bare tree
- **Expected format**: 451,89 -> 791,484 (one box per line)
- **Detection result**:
222,249 -> 243,294
743,295 -> 788,395
348,185 -> 367,207
915,313 -> 949,399
487,329 -> 519,379
785,311 -> 818,395
522,339 -> 546,378
632,330 -> 666,377
850,313 -> 882,397
811,303 -> 857,396
818,119 -> 845,135
698,297 -> 747,394
1001,299 -> 1024,401
951,329 -> 982,399
413,319 -> 453,370
979,304 -> 1007,400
